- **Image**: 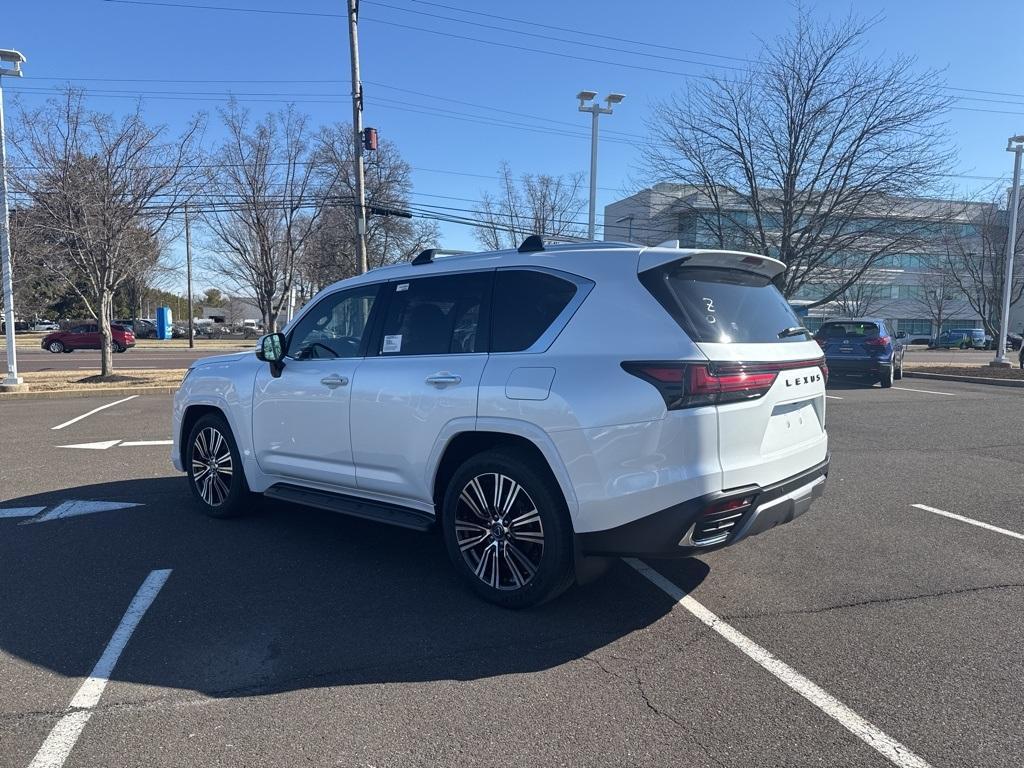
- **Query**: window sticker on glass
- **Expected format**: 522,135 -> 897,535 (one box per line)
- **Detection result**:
382,334 -> 402,353
396,283 -> 410,292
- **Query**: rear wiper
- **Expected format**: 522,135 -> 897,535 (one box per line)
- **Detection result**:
778,326 -> 811,338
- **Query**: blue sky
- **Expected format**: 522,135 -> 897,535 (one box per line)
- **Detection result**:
6,0 -> 1024,291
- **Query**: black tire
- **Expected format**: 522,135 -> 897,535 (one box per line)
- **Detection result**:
880,363 -> 894,388
441,447 -> 575,608
47,340 -> 64,353
113,342 -> 125,353
185,413 -> 252,518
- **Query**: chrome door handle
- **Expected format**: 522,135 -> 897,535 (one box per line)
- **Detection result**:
425,372 -> 462,387
320,374 -> 349,388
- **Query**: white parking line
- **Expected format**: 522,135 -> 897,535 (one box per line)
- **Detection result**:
825,395 -> 843,400
911,504 -> 1024,542
120,440 -> 173,447
624,558 -> 933,768
892,386 -> 957,397
50,396 -> 138,431
27,569 -> 172,768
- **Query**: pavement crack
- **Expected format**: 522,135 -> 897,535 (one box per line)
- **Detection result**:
724,581 -> 1024,621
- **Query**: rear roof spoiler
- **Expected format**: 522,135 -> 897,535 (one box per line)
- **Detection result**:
639,242 -> 786,280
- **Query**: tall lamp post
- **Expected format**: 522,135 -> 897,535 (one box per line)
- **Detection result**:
578,90 -> 624,241
992,135 -> 1024,368
0,49 -> 25,392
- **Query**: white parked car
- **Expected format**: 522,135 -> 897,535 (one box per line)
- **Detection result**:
30,320 -> 60,332
172,238 -> 829,607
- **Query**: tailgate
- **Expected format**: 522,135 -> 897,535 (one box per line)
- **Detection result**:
699,341 -> 828,489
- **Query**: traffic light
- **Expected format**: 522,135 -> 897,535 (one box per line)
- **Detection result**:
362,127 -> 378,151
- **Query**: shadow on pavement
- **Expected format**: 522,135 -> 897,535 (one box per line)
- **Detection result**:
0,478 -> 699,698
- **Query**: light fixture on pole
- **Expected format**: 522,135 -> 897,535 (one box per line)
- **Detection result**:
991,134 -> 1024,368
578,90 -> 624,241
0,48 -> 25,392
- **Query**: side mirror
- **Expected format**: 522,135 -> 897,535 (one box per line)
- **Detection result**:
256,332 -> 287,377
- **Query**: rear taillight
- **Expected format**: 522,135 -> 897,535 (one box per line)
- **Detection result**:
864,335 -> 890,347
623,359 -> 826,410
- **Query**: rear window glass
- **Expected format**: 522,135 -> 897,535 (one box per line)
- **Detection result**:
817,322 -> 880,339
491,270 -> 578,352
640,265 -> 807,344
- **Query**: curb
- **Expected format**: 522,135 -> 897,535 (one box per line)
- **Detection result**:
904,371 -> 1024,389
0,385 -> 179,401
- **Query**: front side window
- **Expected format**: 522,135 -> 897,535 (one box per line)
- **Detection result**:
287,284 -> 379,360
379,272 -> 490,356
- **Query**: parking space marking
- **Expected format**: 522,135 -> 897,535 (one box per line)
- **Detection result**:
50,396 -> 138,431
911,504 -> 1024,542
892,387 -> 956,397
119,440 -> 173,447
825,395 -> 843,400
624,558 -> 933,768
27,569 -> 172,768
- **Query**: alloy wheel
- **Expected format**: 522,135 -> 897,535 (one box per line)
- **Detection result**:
454,472 -> 544,591
191,426 -> 234,507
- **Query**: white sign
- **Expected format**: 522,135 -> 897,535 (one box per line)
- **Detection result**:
382,334 -> 402,353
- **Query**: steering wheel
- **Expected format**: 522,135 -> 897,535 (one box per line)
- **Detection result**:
297,342 -> 340,359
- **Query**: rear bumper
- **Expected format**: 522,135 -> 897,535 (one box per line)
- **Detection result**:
576,456 -> 829,558
827,357 -> 890,376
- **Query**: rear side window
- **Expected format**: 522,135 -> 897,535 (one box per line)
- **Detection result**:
491,270 -> 578,352
379,272 -> 491,356
640,265 -> 807,344
817,321 -> 881,339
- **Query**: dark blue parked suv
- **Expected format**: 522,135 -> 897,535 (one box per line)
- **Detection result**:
814,318 -> 906,388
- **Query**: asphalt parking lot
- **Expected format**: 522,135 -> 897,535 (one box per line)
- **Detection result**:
1,344 -> 247,372
1,379 -> 1022,767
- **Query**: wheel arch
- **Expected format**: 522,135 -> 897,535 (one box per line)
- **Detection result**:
179,403 -> 229,468
430,420 -> 579,524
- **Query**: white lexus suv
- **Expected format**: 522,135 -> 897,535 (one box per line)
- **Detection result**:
172,238 -> 829,607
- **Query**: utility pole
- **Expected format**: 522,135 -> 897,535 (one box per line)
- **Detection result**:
0,50 -> 25,392
577,90 -> 625,241
184,202 -> 194,349
347,0 -> 368,274
992,135 -> 1024,367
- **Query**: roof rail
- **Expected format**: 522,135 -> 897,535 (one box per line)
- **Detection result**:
518,234 -> 545,253
411,248 -> 472,266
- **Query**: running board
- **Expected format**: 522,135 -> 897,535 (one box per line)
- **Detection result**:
264,484 -> 435,532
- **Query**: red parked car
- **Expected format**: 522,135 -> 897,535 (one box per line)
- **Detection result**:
41,323 -> 136,353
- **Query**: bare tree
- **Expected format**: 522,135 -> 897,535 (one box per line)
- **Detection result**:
943,198 -> 1024,336
298,125 -> 438,296
10,89 -> 203,375
202,102 -> 330,332
642,9 -> 954,303
473,162 -> 587,250
912,261 -> 961,337
826,278 -> 893,318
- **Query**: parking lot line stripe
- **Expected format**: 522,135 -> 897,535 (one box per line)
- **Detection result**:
825,395 -> 843,400
911,504 -> 1024,542
50,396 -> 138,431
892,386 -> 957,397
119,440 -> 173,447
624,558 -> 933,768
27,569 -> 172,768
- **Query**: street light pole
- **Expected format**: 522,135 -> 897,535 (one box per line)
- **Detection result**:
0,49 -> 25,392
578,91 -> 624,241
992,135 -> 1024,367
347,0 -> 369,274
184,202 -> 194,349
